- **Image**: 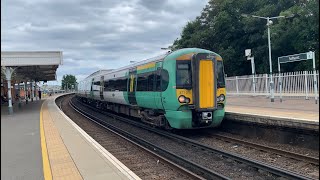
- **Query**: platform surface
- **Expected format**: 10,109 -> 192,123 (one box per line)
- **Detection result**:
1,94 -> 140,180
1,100 -> 44,180
225,95 -> 319,122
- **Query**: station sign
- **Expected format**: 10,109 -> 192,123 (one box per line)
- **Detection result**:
278,52 -> 313,63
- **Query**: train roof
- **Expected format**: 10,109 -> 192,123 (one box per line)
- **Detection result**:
81,48 -> 221,81
86,69 -> 114,79
83,51 -> 170,80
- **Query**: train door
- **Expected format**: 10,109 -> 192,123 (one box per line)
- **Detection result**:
128,69 -> 137,105
100,76 -> 104,100
192,53 -> 217,110
154,62 -> 164,109
90,78 -> 94,98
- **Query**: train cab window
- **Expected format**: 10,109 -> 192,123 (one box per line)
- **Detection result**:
176,62 -> 192,89
216,60 -> 225,88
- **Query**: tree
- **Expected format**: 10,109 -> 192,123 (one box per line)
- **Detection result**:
61,74 -> 77,90
172,0 -> 319,76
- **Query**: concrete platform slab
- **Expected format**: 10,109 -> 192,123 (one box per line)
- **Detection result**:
225,95 -> 319,131
43,95 -> 140,180
1,100 -> 44,180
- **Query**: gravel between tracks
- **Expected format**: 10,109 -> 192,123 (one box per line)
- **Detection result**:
183,132 -> 319,179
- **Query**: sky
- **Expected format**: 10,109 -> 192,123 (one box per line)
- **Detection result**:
1,0 -> 209,85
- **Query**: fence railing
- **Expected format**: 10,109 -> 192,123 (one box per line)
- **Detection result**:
225,70 -> 319,99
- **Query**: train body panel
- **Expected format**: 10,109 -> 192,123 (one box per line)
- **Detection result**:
104,91 -> 128,105
76,48 -> 226,129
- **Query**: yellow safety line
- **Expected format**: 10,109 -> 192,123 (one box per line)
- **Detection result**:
40,102 -> 53,180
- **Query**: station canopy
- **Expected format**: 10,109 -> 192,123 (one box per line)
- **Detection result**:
1,51 -> 63,82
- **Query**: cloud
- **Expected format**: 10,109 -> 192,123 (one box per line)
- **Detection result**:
1,0 -> 209,85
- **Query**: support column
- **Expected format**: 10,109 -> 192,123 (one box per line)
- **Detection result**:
235,76 -> 239,95
35,82 -> 38,100
265,74 -> 269,96
250,57 -> 256,95
278,59 -> 282,103
5,67 -> 14,114
31,81 -> 34,102
312,52 -> 318,104
17,80 -> 22,108
304,71 -> 309,100
24,81 -> 28,104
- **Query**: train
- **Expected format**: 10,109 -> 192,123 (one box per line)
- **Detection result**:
76,48 -> 226,129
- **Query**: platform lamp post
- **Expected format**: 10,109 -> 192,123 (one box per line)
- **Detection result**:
242,14 -> 294,102
245,49 -> 256,94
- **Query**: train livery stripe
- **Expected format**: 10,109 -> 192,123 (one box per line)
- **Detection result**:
176,53 -> 194,60
137,62 -> 155,70
199,60 -> 215,108
216,56 -> 222,61
40,103 -> 53,180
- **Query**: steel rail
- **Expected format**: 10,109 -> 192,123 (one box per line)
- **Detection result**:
211,133 -> 319,165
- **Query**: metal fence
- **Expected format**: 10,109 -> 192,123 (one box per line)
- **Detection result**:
225,71 -> 319,99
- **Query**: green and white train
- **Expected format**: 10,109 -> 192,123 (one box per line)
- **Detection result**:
76,48 -> 226,129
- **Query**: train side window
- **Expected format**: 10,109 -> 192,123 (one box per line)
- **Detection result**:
137,72 -> 156,91
109,80 -> 115,91
104,78 -> 127,91
147,73 -> 155,91
161,70 -> 169,91
118,78 -> 127,91
137,74 -> 148,91
104,80 -> 109,91
155,70 -> 161,91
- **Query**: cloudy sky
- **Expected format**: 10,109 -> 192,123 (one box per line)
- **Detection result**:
1,0 -> 208,85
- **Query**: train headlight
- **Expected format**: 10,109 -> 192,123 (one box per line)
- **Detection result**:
178,95 -> 190,103
217,94 -> 225,102
185,98 -> 190,103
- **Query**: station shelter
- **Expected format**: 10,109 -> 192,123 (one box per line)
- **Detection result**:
1,51 -> 63,114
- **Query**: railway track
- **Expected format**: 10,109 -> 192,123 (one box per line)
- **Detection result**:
68,97 -> 228,179
59,95 -> 204,180
209,133 -> 319,165
56,95 -> 204,180
65,95 -> 315,180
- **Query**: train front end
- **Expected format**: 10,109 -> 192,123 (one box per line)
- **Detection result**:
163,48 -> 226,129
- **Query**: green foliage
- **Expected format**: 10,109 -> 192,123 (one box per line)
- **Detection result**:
61,74 -> 77,90
172,0 -> 319,76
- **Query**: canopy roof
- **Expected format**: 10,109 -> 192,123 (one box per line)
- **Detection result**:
1,51 -> 63,81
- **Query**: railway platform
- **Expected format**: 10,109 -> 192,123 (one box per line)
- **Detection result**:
1,94 -> 140,180
225,95 -> 319,131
